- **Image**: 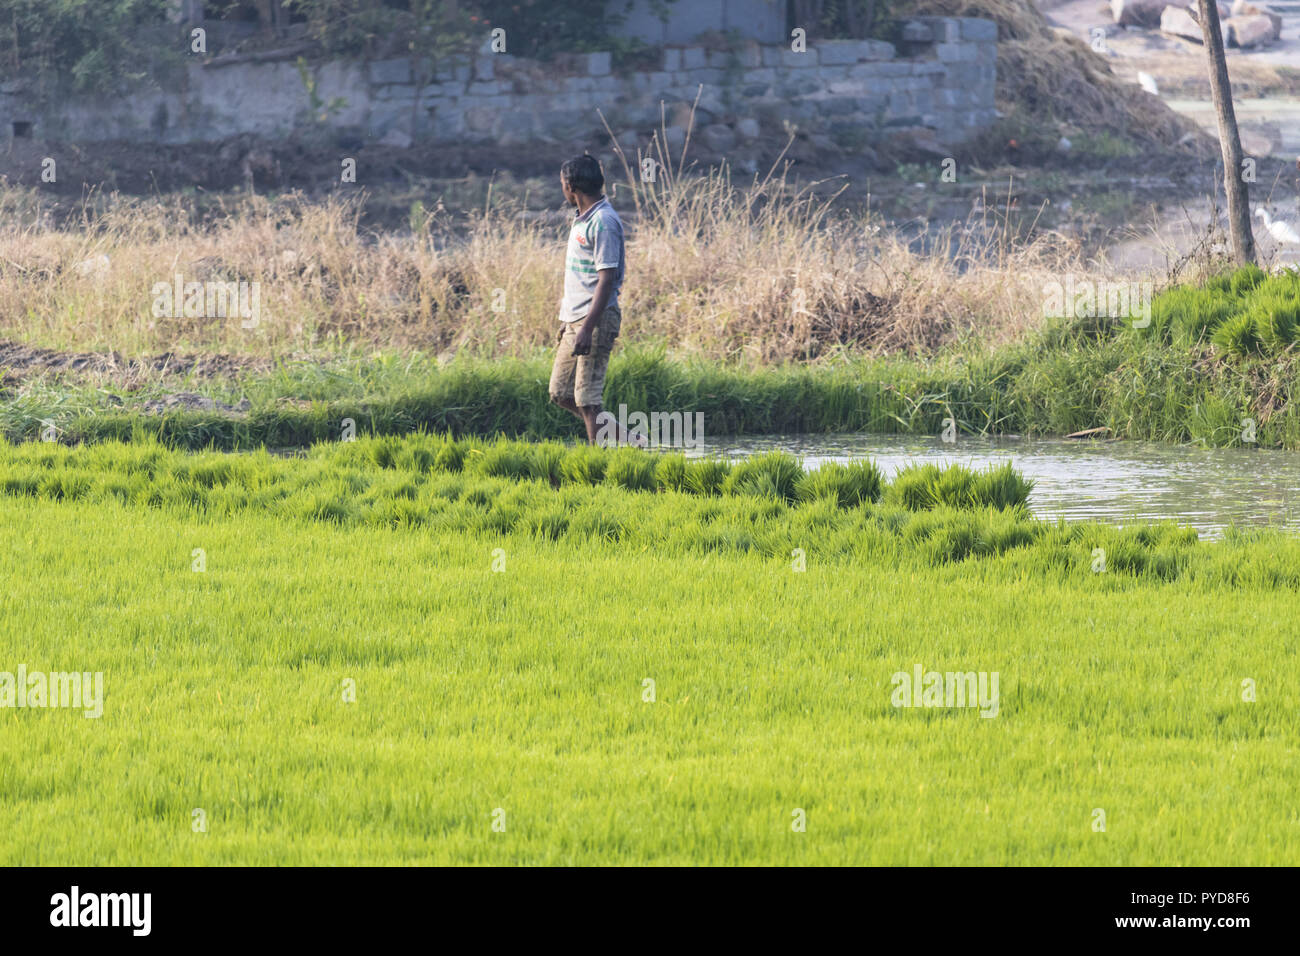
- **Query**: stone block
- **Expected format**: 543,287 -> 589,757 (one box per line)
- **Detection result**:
958,17 -> 998,41
369,57 -> 411,85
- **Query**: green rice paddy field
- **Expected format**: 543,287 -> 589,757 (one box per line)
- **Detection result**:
1,435 -> 1297,865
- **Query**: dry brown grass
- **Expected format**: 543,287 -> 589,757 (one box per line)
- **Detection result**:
0,157 -> 1096,364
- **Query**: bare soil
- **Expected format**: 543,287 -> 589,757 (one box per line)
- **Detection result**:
0,339 -> 273,386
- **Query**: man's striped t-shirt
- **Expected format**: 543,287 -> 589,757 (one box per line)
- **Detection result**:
559,197 -> 625,323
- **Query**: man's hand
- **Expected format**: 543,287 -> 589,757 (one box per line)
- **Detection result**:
571,323 -> 594,356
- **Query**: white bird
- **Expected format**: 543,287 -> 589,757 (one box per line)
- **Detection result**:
1138,72 -> 1159,96
1255,207 -> 1300,245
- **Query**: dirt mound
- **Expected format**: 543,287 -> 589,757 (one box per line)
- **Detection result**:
899,0 -> 1209,150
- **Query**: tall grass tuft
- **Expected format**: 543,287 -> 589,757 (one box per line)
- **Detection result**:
723,451 -> 803,503
795,460 -> 883,508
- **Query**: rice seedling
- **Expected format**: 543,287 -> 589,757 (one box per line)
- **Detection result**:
795,460 -> 884,508
3,432 -> 1298,865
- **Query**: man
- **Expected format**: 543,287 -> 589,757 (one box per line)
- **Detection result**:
548,154 -> 642,446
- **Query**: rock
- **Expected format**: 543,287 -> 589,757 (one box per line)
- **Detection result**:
735,117 -> 761,140
699,123 -> 736,154
1160,6 -> 1202,41
900,22 -> 933,44
890,127 -> 947,160
1111,0 -> 1167,27
1229,0 -> 1283,33
1226,13 -> 1281,45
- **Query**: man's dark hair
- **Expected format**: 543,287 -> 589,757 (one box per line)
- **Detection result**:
561,155 -> 604,197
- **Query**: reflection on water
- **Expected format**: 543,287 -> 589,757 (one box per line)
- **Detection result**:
693,434 -> 1300,538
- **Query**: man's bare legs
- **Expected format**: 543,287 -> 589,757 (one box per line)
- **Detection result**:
550,395 -> 646,446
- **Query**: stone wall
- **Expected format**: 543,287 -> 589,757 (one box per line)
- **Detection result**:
619,0 -> 789,45
0,18 -> 997,153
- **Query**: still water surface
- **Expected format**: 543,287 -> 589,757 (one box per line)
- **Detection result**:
697,434 -> 1300,538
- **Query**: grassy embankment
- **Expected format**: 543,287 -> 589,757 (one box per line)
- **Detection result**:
1,434 -> 1297,865
7,261 -> 1300,449
2,174 -> 1298,449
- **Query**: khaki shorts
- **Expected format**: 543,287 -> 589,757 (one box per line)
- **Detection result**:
548,304 -> 621,408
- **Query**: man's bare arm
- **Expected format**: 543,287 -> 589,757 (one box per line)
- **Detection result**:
572,269 -> 617,356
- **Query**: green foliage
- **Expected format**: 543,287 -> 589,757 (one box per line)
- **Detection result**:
1253,295 -> 1300,353
0,0 -> 180,93
1148,266 -> 1300,358
797,0 -> 894,40
654,453 -> 689,492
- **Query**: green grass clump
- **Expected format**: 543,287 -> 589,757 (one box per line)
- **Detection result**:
1252,295 -> 1300,353
795,459 -> 883,508
885,462 -> 1033,512
723,451 -> 803,503
654,453 -> 688,492
1231,263 -> 1267,295
1211,313 -> 1262,357
1147,285 -> 1236,345
1149,267 -> 1300,360
973,461 -> 1035,511
604,448 -> 658,492
684,458 -> 732,496
473,441 -> 534,480
561,445 -> 607,485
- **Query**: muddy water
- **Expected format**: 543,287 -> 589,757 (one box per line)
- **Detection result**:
697,434 -> 1300,538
